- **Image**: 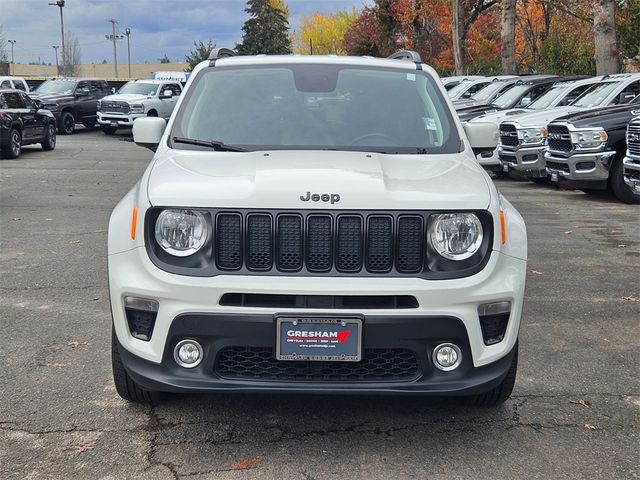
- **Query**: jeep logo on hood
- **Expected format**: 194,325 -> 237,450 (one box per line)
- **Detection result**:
300,192 -> 341,204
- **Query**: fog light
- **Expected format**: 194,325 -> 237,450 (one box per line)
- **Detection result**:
174,339 -> 203,368
433,343 -> 462,371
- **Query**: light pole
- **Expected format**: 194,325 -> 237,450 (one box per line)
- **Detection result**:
124,27 -> 131,79
52,46 -> 60,76
105,19 -> 123,78
8,40 -> 16,75
48,1 -> 65,75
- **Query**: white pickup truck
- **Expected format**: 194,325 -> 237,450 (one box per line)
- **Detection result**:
97,79 -> 182,134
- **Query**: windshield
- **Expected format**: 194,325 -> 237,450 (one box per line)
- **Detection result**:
527,85 -> 569,110
172,64 -> 460,154
470,82 -> 511,102
118,82 -> 158,96
571,81 -> 621,108
447,81 -> 480,98
491,84 -> 531,109
35,80 -> 77,95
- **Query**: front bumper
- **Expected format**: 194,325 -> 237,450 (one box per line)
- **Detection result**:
109,245 -> 526,393
475,148 -> 501,170
499,145 -> 546,177
97,112 -> 144,127
623,154 -> 640,192
545,149 -> 616,182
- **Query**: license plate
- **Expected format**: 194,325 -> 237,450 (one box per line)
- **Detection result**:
551,172 -> 558,182
276,317 -> 362,362
111,121 -> 118,126
502,164 -> 509,172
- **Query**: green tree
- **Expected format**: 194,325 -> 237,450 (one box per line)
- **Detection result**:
185,40 -> 216,72
236,0 -> 292,55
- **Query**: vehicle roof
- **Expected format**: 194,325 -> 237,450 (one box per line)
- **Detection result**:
128,79 -> 176,84
442,75 -> 484,83
212,54 -> 429,71
547,75 -> 604,87
0,88 -> 25,93
0,76 -> 27,80
45,77 -> 107,82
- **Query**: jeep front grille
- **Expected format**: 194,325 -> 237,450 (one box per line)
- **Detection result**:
499,123 -> 519,147
547,124 -> 572,152
627,124 -> 640,156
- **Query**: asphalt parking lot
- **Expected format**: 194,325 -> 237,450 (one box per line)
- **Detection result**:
0,129 -> 638,479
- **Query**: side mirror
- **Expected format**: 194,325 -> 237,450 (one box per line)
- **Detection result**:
33,99 -> 43,110
463,122 -> 499,156
619,92 -> 635,104
133,117 -> 166,152
160,90 -> 173,99
75,89 -> 88,97
520,96 -> 532,107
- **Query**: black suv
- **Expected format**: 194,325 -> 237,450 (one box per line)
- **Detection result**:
0,89 -> 57,159
30,78 -> 111,135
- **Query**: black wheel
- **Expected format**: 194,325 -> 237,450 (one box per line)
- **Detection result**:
112,328 -> 163,404
610,157 -> 640,204
58,111 -> 75,135
101,126 -> 118,135
530,177 -> 548,184
41,123 -> 57,151
82,120 -> 97,129
471,343 -> 518,407
1,128 -> 22,159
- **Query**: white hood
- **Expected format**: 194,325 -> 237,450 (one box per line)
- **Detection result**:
146,150 -> 492,211
469,108 -> 531,126
101,93 -> 151,102
495,106 -> 583,127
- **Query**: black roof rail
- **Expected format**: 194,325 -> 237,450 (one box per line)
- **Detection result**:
208,47 -> 236,66
387,50 -> 422,63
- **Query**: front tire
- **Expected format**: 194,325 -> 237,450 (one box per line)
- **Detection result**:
112,328 -> 163,404
58,111 -> 75,135
41,123 -> 57,151
101,126 -> 118,135
1,128 -> 22,159
610,158 -> 640,204
471,343 -> 518,407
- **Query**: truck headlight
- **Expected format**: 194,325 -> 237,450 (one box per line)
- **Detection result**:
428,213 -> 483,261
96,100 -> 102,111
154,209 -> 207,257
570,128 -> 607,149
130,104 -> 145,114
43,103 -> 59,112
517,126 -> 546,145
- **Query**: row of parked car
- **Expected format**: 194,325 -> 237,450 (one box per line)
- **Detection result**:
0,75 -> 183,158
442,73 -> 640,203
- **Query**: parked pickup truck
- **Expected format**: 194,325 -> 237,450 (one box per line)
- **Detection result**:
545,97 -> 640,204
623,116 -> 640,195
497,73 -> 640,178
97,79 -> 182,134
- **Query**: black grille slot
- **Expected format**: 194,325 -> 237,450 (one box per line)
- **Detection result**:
215,347 -> 420,381
216,214 -> 242,270
277,215 -> 303,271
336,216 -> 363,272
396,216 -> 424,272
306,215 -> 332,272
366,216 -> 393,272
499,123 -> 519,147
628,124 -> 640,156
246,214 -> 272,271
547,124 -> 572,152
219,293 -> 418,309
547,160 -> 570,174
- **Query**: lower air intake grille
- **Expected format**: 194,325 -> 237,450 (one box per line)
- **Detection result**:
215,347 -> 420,381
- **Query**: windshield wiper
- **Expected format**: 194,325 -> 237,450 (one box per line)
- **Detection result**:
172,136 -> 247,152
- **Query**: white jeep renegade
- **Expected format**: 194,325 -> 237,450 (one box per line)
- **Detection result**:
108,49 -> 527,406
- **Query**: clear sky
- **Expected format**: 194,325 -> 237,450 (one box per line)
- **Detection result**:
2,0 -> 370,65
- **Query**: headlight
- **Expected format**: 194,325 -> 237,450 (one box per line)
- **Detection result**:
517,126 -> 547,145
43,103 -> 59,112
96,100 -> 102,111
428,213 -> 483,261
570,128 -> 607,149
130,104 -> 145,113
154,209 -> 207,257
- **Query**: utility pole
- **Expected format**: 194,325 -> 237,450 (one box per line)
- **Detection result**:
8,40 -> 16,75
52,46 -> 60,76
105,19 -> 123,78
124,27 -> 131,79
48,1 -> 65,75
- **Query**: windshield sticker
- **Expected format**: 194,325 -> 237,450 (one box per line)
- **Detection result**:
406,73 -> 416,81
422,116 -> 437,130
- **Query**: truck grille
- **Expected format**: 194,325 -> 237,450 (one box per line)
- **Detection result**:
101,101 -> 130,114
547,124 -> 573,152
215,347 -> 420,382
499,123 -> 519,147
627,123 -> 640,156
214,212 -> 426,275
